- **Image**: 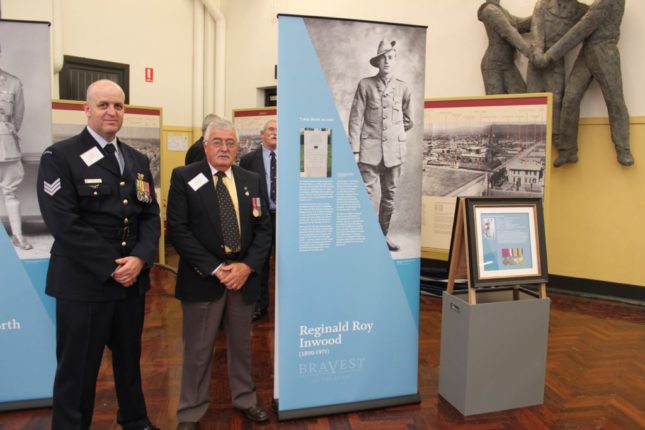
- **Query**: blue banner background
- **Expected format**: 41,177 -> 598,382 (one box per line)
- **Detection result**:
0,228 -> 55,404
276,15 -> 425,414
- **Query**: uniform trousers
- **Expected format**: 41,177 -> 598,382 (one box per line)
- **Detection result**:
52,295 -> 148,430
177,290 -> 257,422
358,161 -> 401,235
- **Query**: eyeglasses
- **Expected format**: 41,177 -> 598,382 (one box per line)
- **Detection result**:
207,139 -> 237,148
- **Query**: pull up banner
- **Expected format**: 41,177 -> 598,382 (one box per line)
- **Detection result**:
275,14 -> 427,419
0,19 -> 55,411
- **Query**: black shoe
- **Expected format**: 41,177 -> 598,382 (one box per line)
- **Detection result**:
385,237 -> 400,251
11,235 -> 33,250
252,306 -> 267,321
236,405 -> 269,422
177,422 -> 197,430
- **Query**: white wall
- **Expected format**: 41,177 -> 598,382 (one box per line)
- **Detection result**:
3,0 -> 195,126
2,0 -> 644,125
223,0 -> 645,119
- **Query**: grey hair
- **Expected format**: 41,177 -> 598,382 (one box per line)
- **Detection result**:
204,117 -> 238,140
201,113 -> 222,133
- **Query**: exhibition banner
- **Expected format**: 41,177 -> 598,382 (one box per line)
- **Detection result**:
276,15 -> 426,419
0,20 -> 55,410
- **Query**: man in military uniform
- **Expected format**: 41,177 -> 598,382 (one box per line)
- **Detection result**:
349,39 -> 413,251
37,79 -> 160,430
0,43 -> 31,250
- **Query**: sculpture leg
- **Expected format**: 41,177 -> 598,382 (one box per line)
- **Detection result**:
543,61 -> 566,149
482,68 -> 506,95
555,55 -> 592,167
585,45 -> 633,166
502,65 -> 527,94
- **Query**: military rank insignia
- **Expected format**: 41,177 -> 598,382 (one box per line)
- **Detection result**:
136,173 -> 152,203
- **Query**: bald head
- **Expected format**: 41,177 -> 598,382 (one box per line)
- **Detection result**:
86,79 -> 125,104
84,79 -> 126,141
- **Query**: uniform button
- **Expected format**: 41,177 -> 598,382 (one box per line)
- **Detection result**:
124,218 -> 129,225
119,181 -> 126,187
122,199 -> 129,205
92,191 -> 98,196
121,241 -> 127,247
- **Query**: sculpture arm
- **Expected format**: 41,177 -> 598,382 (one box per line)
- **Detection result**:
481,5 -> 533,58
546,1 -> 606,62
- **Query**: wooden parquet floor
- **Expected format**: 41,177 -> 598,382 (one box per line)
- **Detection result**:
1,260 -> 643,430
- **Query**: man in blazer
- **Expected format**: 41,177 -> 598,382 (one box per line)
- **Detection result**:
167,117 -> 272,428
239,119 -> 277,320
36,79 -> 160,429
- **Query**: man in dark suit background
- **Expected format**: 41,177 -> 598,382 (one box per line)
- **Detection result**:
167,117 -> 272,428
36,79 -> 160,430
239,119 -> 277,320
184,113 -> 219,165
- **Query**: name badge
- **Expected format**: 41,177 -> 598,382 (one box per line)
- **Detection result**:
188,173 -> 209,191
80,147 -> 104,167
84,178 -> 103,185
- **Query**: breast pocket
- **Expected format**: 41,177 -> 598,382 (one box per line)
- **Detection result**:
76,183 -> 113,210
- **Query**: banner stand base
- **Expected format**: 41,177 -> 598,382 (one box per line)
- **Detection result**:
0,397 -> 52,412
275,393 -> 420,421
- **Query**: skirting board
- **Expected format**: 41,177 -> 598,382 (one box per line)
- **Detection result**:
549,275 -> 645,304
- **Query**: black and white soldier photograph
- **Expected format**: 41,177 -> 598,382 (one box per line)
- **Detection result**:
0,20 -> 52,259
304,18 -> 426,259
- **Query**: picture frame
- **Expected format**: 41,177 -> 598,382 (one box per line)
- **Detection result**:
464,197 -> 548,288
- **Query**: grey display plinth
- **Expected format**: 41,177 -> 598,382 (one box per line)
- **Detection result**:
438,289 -> 550,416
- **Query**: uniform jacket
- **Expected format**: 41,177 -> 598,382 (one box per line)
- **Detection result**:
0,69 -> 24,162
36,128 -> 161,301
348,74 -> 413,168
167,161 -> 272,304
239,147 -> 271,207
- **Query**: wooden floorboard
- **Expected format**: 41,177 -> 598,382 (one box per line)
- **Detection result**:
1,259 -> 643,429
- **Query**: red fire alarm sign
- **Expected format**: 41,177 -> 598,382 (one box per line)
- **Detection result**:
145,67 -> 154,83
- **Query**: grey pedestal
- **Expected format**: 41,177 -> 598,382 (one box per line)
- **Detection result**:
438,288 -> 550,416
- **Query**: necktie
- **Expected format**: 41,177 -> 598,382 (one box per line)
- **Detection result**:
105,142 -> 124,174
270,151 -> 276,203
215,171 -> 241,252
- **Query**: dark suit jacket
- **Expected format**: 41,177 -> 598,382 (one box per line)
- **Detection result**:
185,137 -> 205,165
36,128 -> 161,301
239,147 -> 270,205
167,161 -> 272,304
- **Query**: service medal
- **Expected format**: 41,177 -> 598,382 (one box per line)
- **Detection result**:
252,197 -> 261,217
136,173 -> 152,203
